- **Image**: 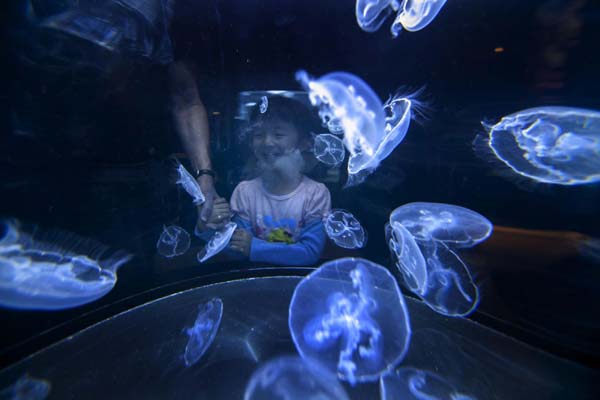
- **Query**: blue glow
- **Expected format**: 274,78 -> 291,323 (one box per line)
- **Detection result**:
390,203 -> 492,248
156,225 -> 190,258
313,133 -> 346,167
387,221 -> 428,295
259,96 -> 269,114
243,355 -> 350,400
380,368 -> 476,400
197,222 -> 237,263
183,298 -> 223,367
0,219 -> 131,311
0,374 -> 51,400
356,0 -> 447,37
484,107 -> 600,185
289,258 -> 411,384
296,70 -> 419,186
325,210 -> 367,249
175,162 -> 206,205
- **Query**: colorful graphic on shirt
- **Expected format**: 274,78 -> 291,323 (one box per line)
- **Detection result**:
257,215 -> 299,243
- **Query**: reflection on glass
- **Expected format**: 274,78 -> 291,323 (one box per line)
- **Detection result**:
483,107 -> 600,185
197,222 -> 237,263
243,355 -> 349,400
325,210 -> 367,249
380,367 -> 476,400
156,225 -> 190,258
0,219 -> 130,310
289,258 -> 411,384
183,298 -> 223,367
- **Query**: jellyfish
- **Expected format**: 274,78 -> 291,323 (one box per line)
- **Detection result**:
325,210 -> 367,249
0,374 -> 51,400
156,225 -> 190,258
390,203 -> 493,248
175,162 -> 206,205
296,70 -> 420,186
197,222 -> 237,263
482,107 -> 600,185
380,368 -> 476,400
259,96 -> 269,114
313,134 -> 346,167
356,0 -> 447,37
289,258 -> 411,384
387,221 -> 428,295
0,219 -> 131,311
183,298 -> 223,367
243,355 -> 350,400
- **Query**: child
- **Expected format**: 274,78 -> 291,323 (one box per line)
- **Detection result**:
227,96 -> 331,266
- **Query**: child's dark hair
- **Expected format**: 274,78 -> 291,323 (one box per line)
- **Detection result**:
247,95 -> 319,142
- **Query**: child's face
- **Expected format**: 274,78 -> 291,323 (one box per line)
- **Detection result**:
252,119 -> 304,164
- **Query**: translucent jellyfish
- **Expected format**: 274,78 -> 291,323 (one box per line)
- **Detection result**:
289,258 -> 411,384
325,210 -> 367,249
387,221 -> 428,295
259,96 -> 269,114
296,70 -> 420,186
243,355 -> 350,400
183,298 -> 223,367
0,374 -> 51,400
0,219 -> 131,311
390,203 -> 493,248
313,134 -> 346,167
356,0 -> 447,37
175,162 -> 206,205
483,107 -> 600,185
197,222 -> 237,263
156,225 -> 190,258
380,368 -> 476,400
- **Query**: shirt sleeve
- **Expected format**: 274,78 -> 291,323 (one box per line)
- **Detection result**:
248,219 -> 327,266
304,183 -> 332,224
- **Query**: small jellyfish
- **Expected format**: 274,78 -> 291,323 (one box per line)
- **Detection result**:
386,221 -> 428,295
355,0 -> 394,33
289,258 -> 411,384
325,210 -> 367,249
197,222 -> 237,263
175,162 -> 206,205
313,133 -> 346,167
390,203 -> 493,248
0,219 -> 131,311
156,225 -> 190,258
183,298 -> 223,367
259,96 -> 269,114
243,355 -> 350,400
482,106 -> 600,185
0,374 -> 51,400
380,368 -> 476,400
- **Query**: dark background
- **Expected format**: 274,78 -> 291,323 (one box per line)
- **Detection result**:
1,0 -> 599,370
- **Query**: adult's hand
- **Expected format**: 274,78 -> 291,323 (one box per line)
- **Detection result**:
202,197 -> 232,230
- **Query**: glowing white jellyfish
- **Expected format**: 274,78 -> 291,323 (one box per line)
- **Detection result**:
197,222 -> 237,263
296,70 -> 421,186
244,356 -> 350,400
482,106 -> 600,185
156,225 -> 190,258
259,96 -> 269,114
0,219 -> 131,310
325,210 -> 367,249
0,374 -> 51,400
387,221 -> 427,295
356,0 -> 448,37
380,368 -> 476,400
175,162 -> 205,205
313,133 -> 346,167
289,258 -> 411,384
183,298 -> 223,367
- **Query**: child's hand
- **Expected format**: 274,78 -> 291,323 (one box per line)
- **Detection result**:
229,229 -> 252,258
198,197 -> 231,230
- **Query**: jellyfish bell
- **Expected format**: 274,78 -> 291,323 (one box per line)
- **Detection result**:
391,0 -> 448,36
387,221 -> 428,295
356,0 -> 394,33
313,133 -> 346,167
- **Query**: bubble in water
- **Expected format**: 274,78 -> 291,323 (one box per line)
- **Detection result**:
183,298 -> 223,367
313,133 -> 346,167
325,210 -> 367,249
156,225 -> 190,258
289,258 -> 411,384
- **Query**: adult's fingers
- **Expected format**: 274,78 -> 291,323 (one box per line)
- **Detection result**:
199,192 -> 215,222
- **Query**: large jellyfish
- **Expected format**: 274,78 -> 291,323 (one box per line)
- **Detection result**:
0,374 -> 51,400
325,210 -> 367,249
387,221 -> 427,295
183,298 -> 223,367
482,107 -> 600,185
197,222 -> 237,263
243,355 -> 350,400
0,219 -> 131,311
175,162 -> 206,205
156,225 -> 190,258
296,70 -> 421,186
356,0 -> 448,37
289,258 -> 411,384
313,133 -> 346,167
380,368 -> 476,400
